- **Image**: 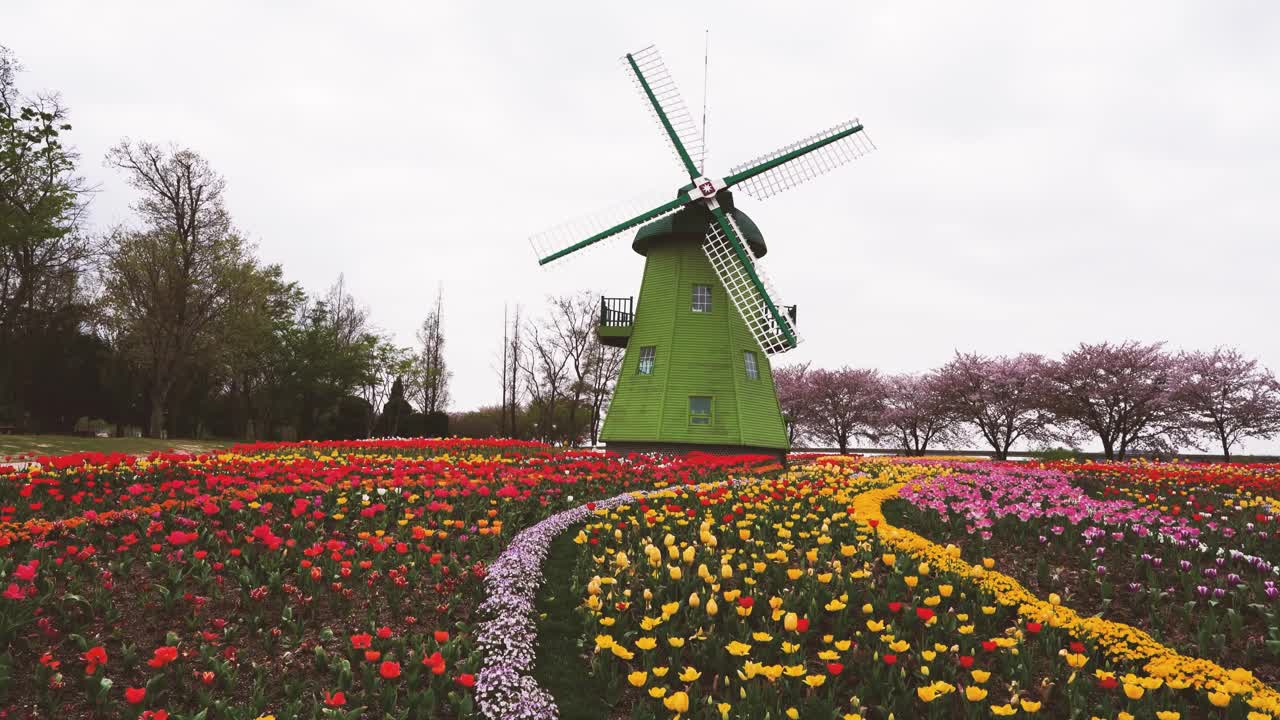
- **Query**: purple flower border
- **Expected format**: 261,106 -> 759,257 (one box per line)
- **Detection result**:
473,481 -> 744,720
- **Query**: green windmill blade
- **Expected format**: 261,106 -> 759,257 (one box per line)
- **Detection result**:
530,187 -> 690,266
724,119 -> 874,200
622,45 -> 706,179
702,206 -> 798,355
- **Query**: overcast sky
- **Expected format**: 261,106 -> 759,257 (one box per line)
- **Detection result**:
6,1 -> 1279,453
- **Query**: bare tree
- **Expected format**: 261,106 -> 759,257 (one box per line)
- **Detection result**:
1177,347 -> 1280,461
518,314 -> 572,444
1045,341 -> 1188,460
361,338 -> 411,437
936,352 -> 1054,460
497,305 -> 522,438
410,287 -> 450,414
586,341 -> 624,447
102,141 -> 246,437
879,372 -> 965,456
544,292 -> 603,445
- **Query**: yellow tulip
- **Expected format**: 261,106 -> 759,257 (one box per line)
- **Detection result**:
991,704 -> 1017,716
917,686 -> 940,702
966,686 -> 988,702
1020,699 -> 1041,713
706,597 -> 718,616
971,669 -> 991,684
1123,683 -> 1144,700
1207,691 -> 1230,707
784,612 -> 799,631
627,671 -> 647,687
1154,712 -> 1179,720
725,641 -> 752,656
678,666 -> 701,682
635,637 -> 657,651
648,686 -> 667,698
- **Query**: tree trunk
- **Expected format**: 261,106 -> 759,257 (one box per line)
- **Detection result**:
1221,436 -> 1232,463
148,397 -> 165,438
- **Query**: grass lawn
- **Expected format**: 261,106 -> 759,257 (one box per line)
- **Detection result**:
0,433 -> 229,460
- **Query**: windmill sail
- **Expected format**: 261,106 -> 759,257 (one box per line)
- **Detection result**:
622,45 -> 706,178
530,187 -> 687,266
725,119 -> 874,201
702,211 -> 798,355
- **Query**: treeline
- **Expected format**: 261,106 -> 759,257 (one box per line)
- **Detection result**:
779,342 -> 1280,460
0,46 -> 452,441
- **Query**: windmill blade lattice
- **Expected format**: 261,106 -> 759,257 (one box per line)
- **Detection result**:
727,119 -> 874,201
702,214 -> 799,355
529,186 -> 686,266
622,45 -> 706,176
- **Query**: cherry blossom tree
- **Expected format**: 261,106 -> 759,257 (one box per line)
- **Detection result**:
803,367 -> 885,454
1046,341 -> 1188,460
879,372 -> 965,456
1177,347 -> 1280,461
935,352 -> 1054,460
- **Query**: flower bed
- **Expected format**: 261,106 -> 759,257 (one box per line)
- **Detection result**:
890,461 -> 1280,685
0,440 -> 775,718
563,458 -> 1280,719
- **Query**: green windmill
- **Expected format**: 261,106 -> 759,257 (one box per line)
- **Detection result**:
530,44 -> 874,456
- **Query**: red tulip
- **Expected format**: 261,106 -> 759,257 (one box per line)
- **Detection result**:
795,617 -> 810,633
826,662 -> 844,675
379,660 -> 401,679
887,602 -> 902,613
324,690 -> 347,706
915,607 -> 935,622
350,633 -> 373,649
883,654 -> 898,665
83,645 -> 108,674
457,673 -> 476,687
434,630 -> 450,643
147,645 -> 179,668
125,686 -> 146,704
1025,621 -> 1042,634
958,655 -> 974,668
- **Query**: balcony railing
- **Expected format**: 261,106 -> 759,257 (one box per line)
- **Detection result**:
600,296 -> 634,327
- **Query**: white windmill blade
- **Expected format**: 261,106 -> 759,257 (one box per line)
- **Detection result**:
529,185 -> 689,266
725,119 -> 875,201
621,45 -> 706,177
702,213 -> 800,356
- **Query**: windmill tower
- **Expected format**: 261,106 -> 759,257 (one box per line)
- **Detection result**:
531,44 -> 874,456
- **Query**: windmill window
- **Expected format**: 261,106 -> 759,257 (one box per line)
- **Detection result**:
692,284 -> 712,313
744,351 -> 759,380
689,396 -> 713,425
637,346 -> 656,375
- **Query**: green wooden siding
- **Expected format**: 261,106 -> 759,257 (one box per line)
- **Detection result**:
600,236 -> 789,450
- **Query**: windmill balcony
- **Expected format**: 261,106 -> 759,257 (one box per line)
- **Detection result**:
597,296 -> 634,348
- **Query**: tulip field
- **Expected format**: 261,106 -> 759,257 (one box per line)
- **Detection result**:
1,442 -> 1278,719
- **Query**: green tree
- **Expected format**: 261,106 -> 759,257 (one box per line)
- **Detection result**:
103,140 -> 250,437
0,45 -> 94,427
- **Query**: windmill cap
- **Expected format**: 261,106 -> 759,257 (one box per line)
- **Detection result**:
632,190 -> 767,257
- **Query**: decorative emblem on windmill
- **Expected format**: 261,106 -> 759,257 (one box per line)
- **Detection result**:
530,44 -> 874,455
